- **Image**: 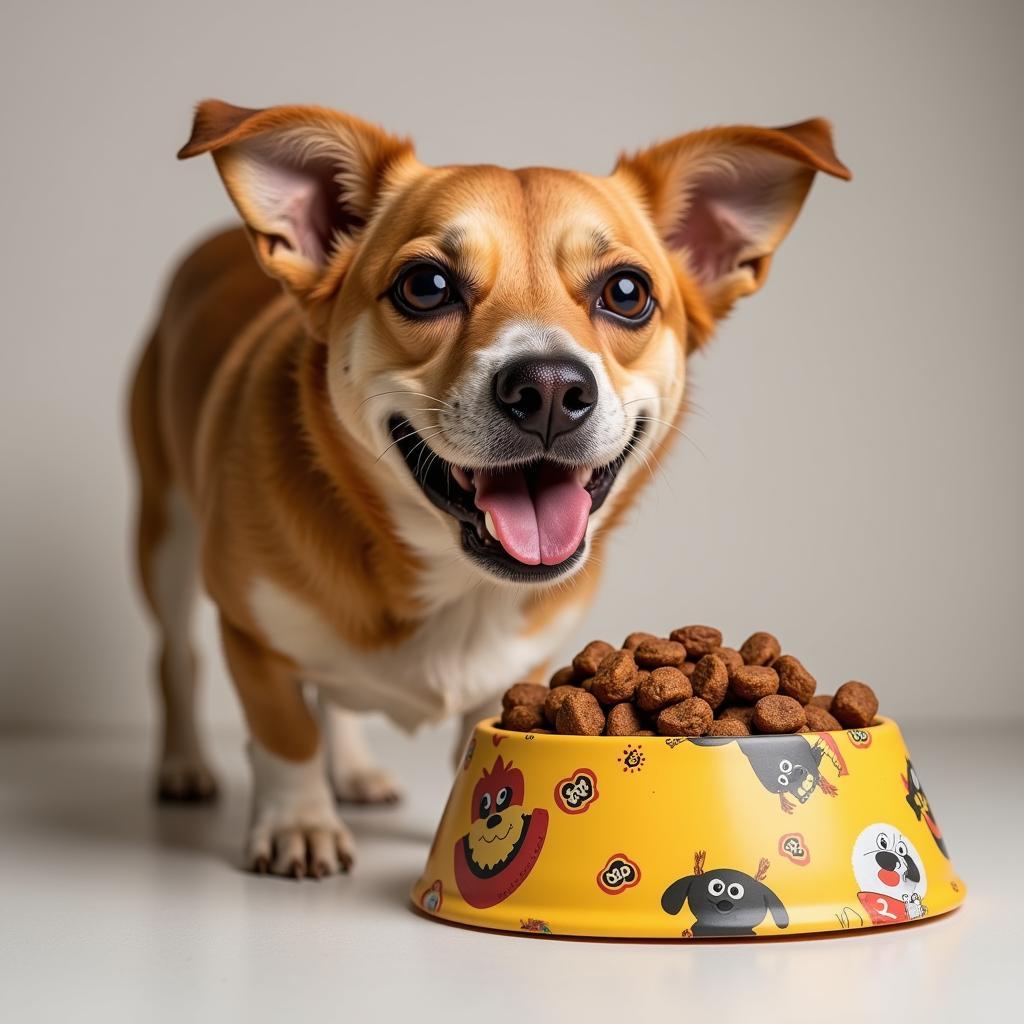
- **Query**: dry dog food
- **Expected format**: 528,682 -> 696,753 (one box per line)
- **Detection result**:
499,625 -> 881,738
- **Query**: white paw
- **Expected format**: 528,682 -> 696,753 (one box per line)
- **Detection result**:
157,751 -> 219,802
246,741 -> 355,879
332,768 -> 402,805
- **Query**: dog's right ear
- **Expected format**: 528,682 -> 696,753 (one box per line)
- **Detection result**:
178,100 -> 415,302
661,875 -> 695,916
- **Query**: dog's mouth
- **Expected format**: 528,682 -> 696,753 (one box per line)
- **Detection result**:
388,414 -> 643,581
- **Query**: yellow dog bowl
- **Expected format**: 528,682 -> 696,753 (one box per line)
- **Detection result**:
411,717 -> 964,939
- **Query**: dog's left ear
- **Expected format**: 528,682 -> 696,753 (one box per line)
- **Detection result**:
614,119 -> 850,328
178,100 -> 415,304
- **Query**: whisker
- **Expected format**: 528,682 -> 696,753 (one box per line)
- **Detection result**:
359,389 -> 453,410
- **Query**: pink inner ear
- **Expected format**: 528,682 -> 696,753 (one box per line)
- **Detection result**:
671,152 -> 802,286
240,139 -> 346,267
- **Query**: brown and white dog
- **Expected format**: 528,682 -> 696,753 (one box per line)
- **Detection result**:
128,100 -> 848,878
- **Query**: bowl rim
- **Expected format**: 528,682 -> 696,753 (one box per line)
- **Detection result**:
479,715 -> 892,742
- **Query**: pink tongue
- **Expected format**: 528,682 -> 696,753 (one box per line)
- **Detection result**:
474,464 -> 592,566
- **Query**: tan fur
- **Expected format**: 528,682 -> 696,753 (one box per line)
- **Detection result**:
129,99 -> 848,871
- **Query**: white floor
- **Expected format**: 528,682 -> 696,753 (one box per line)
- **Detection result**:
1,720 -> 1018,1023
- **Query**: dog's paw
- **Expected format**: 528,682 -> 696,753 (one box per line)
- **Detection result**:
246,740 -> 355,879
332,768 -> 402,805
156,752 -> 219,803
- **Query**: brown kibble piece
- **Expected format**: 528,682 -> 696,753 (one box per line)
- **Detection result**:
502,682 -> 548,711
681,661 -> 696,678
739,631 -> 781,666
635,666 -> 692,712
657,697 -> 713,736
555,690 -> 606,735
774,655 -> 817,704
501,703 -> 545,732
706,718 -> 750,737
712,647 -> 744,675
809,694 -> 834,710
730,665 -> 779,701
549,665 -> 576,689
752,695 -> 807,734
690,654 -> 729,710
543,685 -> 578,726
606,702 -> 647,736
719,705 -> 755,726
634,729 -> 656,736
573,640 -> 615,678
804,705 -> 842,731
622,631 -> 659,652
591,650 -> 639,705
634,638 -> 687,668
669,625 -> 723,658
832,681 -> 879,728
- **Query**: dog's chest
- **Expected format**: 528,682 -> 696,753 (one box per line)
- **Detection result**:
249,578 -> 580,730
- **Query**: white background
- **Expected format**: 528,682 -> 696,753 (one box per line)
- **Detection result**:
2,0 -> 1022,733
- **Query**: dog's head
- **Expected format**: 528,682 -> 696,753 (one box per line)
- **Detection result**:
180,101 -> 849,586
661,866 -> 788,933
852,824 -> 927,901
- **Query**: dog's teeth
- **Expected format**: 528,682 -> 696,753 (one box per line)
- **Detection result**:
484,511 -> 497,539
576,467 -> 593,487
452,466 -> 473,491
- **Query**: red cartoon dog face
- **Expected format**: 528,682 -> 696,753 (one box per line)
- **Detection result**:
454,757 -> 548,908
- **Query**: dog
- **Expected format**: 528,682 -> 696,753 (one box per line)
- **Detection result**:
128,99 -> 849,877
661,852 -> 789,937
693,734 -> 841,812
851,823 -> 928,924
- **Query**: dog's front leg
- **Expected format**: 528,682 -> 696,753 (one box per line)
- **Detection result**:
220,616 -> 354,878
319,699 -> 402,805
453,694 -> 502,770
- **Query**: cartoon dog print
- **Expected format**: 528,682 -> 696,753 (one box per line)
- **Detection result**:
694,734 -> 842,813
453,756 -> 548,909
661,851 -> 789,937
902,758 -> 948,858
852,823 -> 928,925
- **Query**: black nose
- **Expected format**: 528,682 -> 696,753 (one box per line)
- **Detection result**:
875,851 -> 900,871
486,814 -> 503,829
494,357 -> 598,448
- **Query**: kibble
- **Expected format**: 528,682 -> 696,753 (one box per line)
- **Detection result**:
730,665 -> 780,702
690,654 -> 729,710
657,697 -> 714,737
635,666 -> 691,712
832,681 -> 879,728
555,690 -> 606,735
590,650 -> 639,705
752,694 -> 807,734
500,627 -> 882,736
669,625 -> 723,658
739,631 -> 781,667
774,655 -> 817,704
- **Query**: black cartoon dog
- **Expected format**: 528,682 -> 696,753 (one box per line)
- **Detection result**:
661,852 -> 789,937
901,758 -> 948,858
694,735 -> 840,813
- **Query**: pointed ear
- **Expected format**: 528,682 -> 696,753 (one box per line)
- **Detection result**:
614,119 -> 850,320
178,100 -> 415,300
661,875 -> 695,916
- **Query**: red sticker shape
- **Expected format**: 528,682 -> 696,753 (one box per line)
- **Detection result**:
847,729 -> 872,749
597,853 -> 641,895
554,768 -> 599,814
778,832 -> 811,866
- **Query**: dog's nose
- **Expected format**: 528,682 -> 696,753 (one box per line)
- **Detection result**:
486,813 -> 503,829
875,851 -> 900,871
494,357 -> 598,448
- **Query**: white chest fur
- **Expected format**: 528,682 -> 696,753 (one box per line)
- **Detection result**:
249,577 -> 581,732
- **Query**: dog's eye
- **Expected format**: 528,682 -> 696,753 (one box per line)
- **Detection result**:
479,793 -> 492,818
779,759 -> 793,774
495,786 -> 512,811
727,883 -> 745,900
392,262 -> 460,316
707,878 -> 726,897
597,270 -> 653,323
896,841 -> 908,857
877,833 -> 888,850
777,774 -> 789,787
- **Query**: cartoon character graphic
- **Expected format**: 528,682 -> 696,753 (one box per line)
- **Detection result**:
420,880 -> 443,913
661,851 -> 789,937
902,758 -> 948,857
453,756 -> 548,909
693,734 -> 843,813
852,823 -> 928,925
